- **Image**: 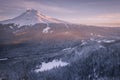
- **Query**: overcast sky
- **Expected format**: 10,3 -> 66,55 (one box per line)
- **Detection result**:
0,0 -> 120,27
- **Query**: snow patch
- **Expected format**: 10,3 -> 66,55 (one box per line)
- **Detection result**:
97,34 -> 104,37
42,27 -> 51,33
0,58 -> 8,61
62,47 -> 72,51
97,39 -> 115,43
99,45 -> 105,48
81,40 -> 87,46
90,38 -> 95,41
9,26 -> 14,29
90,33 -> 94,36
35,60 -> 69,72
102,40 -> 115,43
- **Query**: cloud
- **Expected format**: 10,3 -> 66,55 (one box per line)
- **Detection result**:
25,1 -> 76,13
0,0 -> 75,14
85,13 -> 120,27
64,13 -> 120,27
96,14 -> 120,20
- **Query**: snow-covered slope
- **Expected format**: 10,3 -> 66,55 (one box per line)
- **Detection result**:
0,9 -> 66,27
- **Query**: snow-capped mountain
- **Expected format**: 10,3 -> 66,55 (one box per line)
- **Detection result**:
0,9 -> 67,27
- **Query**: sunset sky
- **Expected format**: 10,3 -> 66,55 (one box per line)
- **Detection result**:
0,0 -> 120,27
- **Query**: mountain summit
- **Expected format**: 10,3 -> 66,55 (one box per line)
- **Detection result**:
0,9 -> 66,26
